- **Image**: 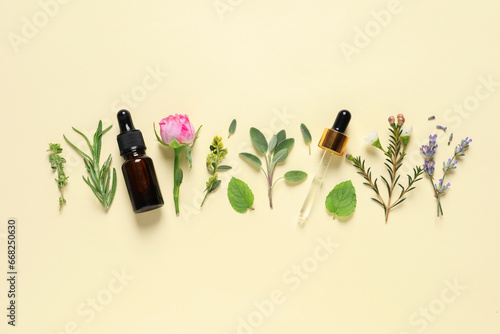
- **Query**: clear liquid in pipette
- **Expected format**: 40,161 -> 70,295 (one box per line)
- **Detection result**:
297,151 -> 333,226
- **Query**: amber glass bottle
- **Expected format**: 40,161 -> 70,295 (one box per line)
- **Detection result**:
117,110 -> 164,213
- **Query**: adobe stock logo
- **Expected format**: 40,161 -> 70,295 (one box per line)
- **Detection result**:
213,0 -> 244,21
340,0 -> 404,63
7,0 -> 72,54
396,278 -> 466,334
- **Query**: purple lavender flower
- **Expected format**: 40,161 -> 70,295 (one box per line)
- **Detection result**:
423,159 -> 435,176
436,179 -> 451,194
420,134 -> 438,159
455,137 -> 472,156
443,158 -> 458,172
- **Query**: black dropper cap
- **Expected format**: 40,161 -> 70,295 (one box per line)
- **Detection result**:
331,110 -> 351,133
117,110 -> 146,156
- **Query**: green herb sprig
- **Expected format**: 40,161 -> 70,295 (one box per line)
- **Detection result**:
47,143 -> 68,211
346,114 -> 423,222
64,121 -> 117,211
239,128 -> 307,208
201,136 -> 232,207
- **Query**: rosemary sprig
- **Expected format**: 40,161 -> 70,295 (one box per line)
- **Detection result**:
64,121 -> 117,211
347,114 -> 423,222
47,143 -> 68,211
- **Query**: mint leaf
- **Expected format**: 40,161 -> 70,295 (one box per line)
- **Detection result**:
325,180 -> 357,217
284,170 -> 308,182
228,177 -> 254,213
228,119 -> 237,138
250,127 -> 268,154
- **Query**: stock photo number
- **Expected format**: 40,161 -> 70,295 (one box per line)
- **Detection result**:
6,218 -> 17,326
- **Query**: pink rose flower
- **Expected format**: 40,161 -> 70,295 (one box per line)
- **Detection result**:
159,114 -> 195,146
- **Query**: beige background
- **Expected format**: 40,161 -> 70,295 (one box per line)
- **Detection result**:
1,0 -> 499,333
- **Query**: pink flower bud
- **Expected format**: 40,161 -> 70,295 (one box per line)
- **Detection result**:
388,116 -> 395,124
159,114 -> 195,146
397,114 -> 405,126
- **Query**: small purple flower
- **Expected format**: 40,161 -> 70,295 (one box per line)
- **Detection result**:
436,179 -> 451,194
443,158 -> 457,172
423,159 -> 435,176
420,134 -> 438,159
455,137 -> 472,156
436,125 -> 447,131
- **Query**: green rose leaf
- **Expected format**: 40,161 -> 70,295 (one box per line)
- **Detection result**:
325,180 -> 357,218
227,177 -> 254,213
284,170 -> 308,182
228,119 -> 237,138
239,152 -> 262,168
250,127 -> 268,154
174,168 -> 183,187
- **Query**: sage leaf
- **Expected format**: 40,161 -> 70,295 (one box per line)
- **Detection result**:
268,134 -> 278,153
300,123 -> 312,154
227,177 -> 254,213
272,148 -> 290,164
272,138 -> 294,164
284,170 -> 308,182
228,119 -> 237,138
300,123 -> 312,143
240,152 -> 262,167
250,127 -> 268,154
325,180 -> 357,218
276,129 -> 286,146
217,165 -> 232,171
274,138 -> 294,153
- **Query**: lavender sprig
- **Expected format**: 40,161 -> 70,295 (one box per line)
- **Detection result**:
421,136 -> 472,216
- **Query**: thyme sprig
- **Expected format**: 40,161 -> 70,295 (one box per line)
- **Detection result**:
347,114 -> 423,222
47,143 -> 68,211
64,121 -> 117,211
